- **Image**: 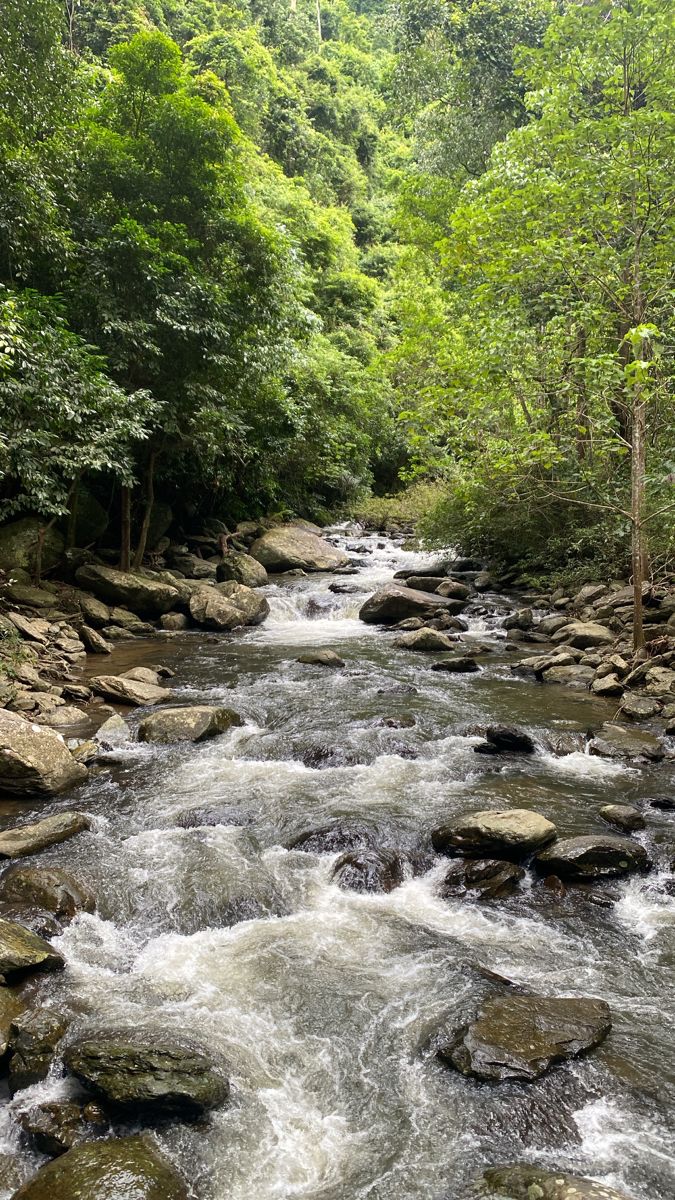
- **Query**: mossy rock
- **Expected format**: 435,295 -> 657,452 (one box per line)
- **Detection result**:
9,1136 -> 188,1199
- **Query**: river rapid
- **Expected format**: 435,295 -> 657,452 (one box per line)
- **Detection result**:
1,527 -> 674,1200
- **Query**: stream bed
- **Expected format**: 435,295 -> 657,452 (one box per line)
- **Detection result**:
1,528 -> 674,1199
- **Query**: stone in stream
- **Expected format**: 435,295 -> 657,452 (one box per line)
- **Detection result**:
0,813 -> 91,859
620,694 -> 662,721
297,649 -> 346,667
289,822 -> 376,854
439,858 -> 524,901
437,994 -> 611,1082
0,711 -> 88,797
0,918 -> 65,982
8,1007 -> 70,1093
188,585 -> 268,630
599,804 -> 645,833
332,848 -> 408,893
359,583 -> 466,625
64,1030 -> 229,1114
75,564 -> 179,615
474,726 -> 536,755
394,627 -> 457,652
435,579 -> 471,600
477,1164 -> 632,1199
177,804 -> 253,828
215,580 -> 270,625
161,611 -> 189,631
541,663 -> 595,688
217,551 -> 268,588
250,526 -> 350,572
0,866 -> 95,919
588,722 -> 664,762
535,835 -> 650,880
137,705 -> 243,744
0,987 -> 25,1056
432,809 -> 557,860
431,656 -> 480,673
8,1136 -> 188,1200
79,625 -> 112,654
90,673 -> 171,707
0,901 -> 62,939
18,1099 -> 109,1157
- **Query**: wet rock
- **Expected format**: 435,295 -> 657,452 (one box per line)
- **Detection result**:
9,1136 -> 188,1200
18,1099 -> 108,1157
64,1030 -> 229,1114
8,1008 -> 69,1093
475,726 -> 536,755
535,835 -> 650,879
0,987 -> 25,1056
299,743 -> 358,769
137,706 -> 242,744
0,812 -> 90,859
250,526 -> 350,572
0,711 -> 88,797
0,902 -> 62,939
399,575 -> 447,592
376,684 -> 418,695
359,583 -> 466,625
647,795 -> 675,811
599,804 -> 645,833
0,866 -> 95,919
478,1164 -> 631,1199
588,722 -> 664,761
620,694 -> 662,721
214,580 -> 270,625
438,994 -> 611,1081
90,674 -> 170,707
75,564 -> 179,616
217,551 -> 268,588
332,848 -> 407,893
0,919 -> 64,982
328,582 -> 360,595
439,858 -> 524,900
503,609 -> 534,632
289,822 -> 376,854
177,804 -> 253,828
94,713 -> 130,744
297,650 -> 346,668
187,588 -> 243,630
552,620 -> 613,649
430,656 -> 480,673
394,627 -> 457,652
432,809 -> 556,859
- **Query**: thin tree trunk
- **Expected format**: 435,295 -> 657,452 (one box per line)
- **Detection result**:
132,449 -> 156,570
65,476 -> 81,551
630,372 -> 647,654
316,0 -> 322,39
120,486 -> 131,572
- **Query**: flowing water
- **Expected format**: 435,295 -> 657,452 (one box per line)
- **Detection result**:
1,529 -> 674,1199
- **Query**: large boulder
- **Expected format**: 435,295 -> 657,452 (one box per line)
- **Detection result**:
394,627 -> 457,652
359,583 -> 466,625
90,674 -> 170,707
217,551 -> 268,588
0,812 -> 90,859
137,706 -> 243,745
188,589 -> 245,630
535,835 -> 651,880
74,564 -> 179,616
0,866 -> 95,919
432,809 -> 556,859
215,580 -> 269,625
588,722 -> 664,762
9,1137 -> 188,1200
0,518 -> 64,576
0,918 -> 64,982
0,711 -> 87,797
552,620 -> 613,649
250,526 -> 350,572
438,994 -> 611,1081
477,1164 -> 631,1200
64,1030 -> 229,1115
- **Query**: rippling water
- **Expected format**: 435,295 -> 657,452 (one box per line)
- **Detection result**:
1,528 -> 674,1199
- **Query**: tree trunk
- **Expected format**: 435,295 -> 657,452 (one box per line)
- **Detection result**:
65,478 -> 81,551
120,486 -> 131,572
132,449 -> 156,570
630,374 -> 647,655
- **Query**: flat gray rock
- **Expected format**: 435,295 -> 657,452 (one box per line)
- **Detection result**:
0,918 -> 65,982
137,706 -> 243,744
432,809 -> 556,859
0,813 -> 90,859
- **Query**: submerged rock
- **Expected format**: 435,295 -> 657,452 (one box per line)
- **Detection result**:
8,1007 -> 70,1094
0,812 -> 90,859
9,1136 -> 188,1200
177,804 -> 253,828
432,809 -> 556,860
137,706 -> 243,744
18,1099 -> 108,1157
297,649 -> 346,668
359,583 -> 465,625
0,987 -> 25,1056
64,1030 -> 228,1115
477,1164 -> 631,1199
0,865 -> 95,919
438,994 -> 611,1081
535,835 -> 650,879
0,918 -> 64,982
0,711 -> 87,797
599,804 -> 645,833
439,858 -> 524,901
332,848 -> 407,893
250,526 -> 350,572
474,726 -> 536,755
0,902 -> 62,939
289,822 -> 376,854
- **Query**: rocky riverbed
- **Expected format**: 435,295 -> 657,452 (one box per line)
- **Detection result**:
0,525 -> 674,1199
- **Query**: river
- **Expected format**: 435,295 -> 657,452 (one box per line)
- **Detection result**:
1,527 -> 674,1199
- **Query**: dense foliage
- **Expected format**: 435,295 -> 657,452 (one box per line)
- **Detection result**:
0,0 -> 673,591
